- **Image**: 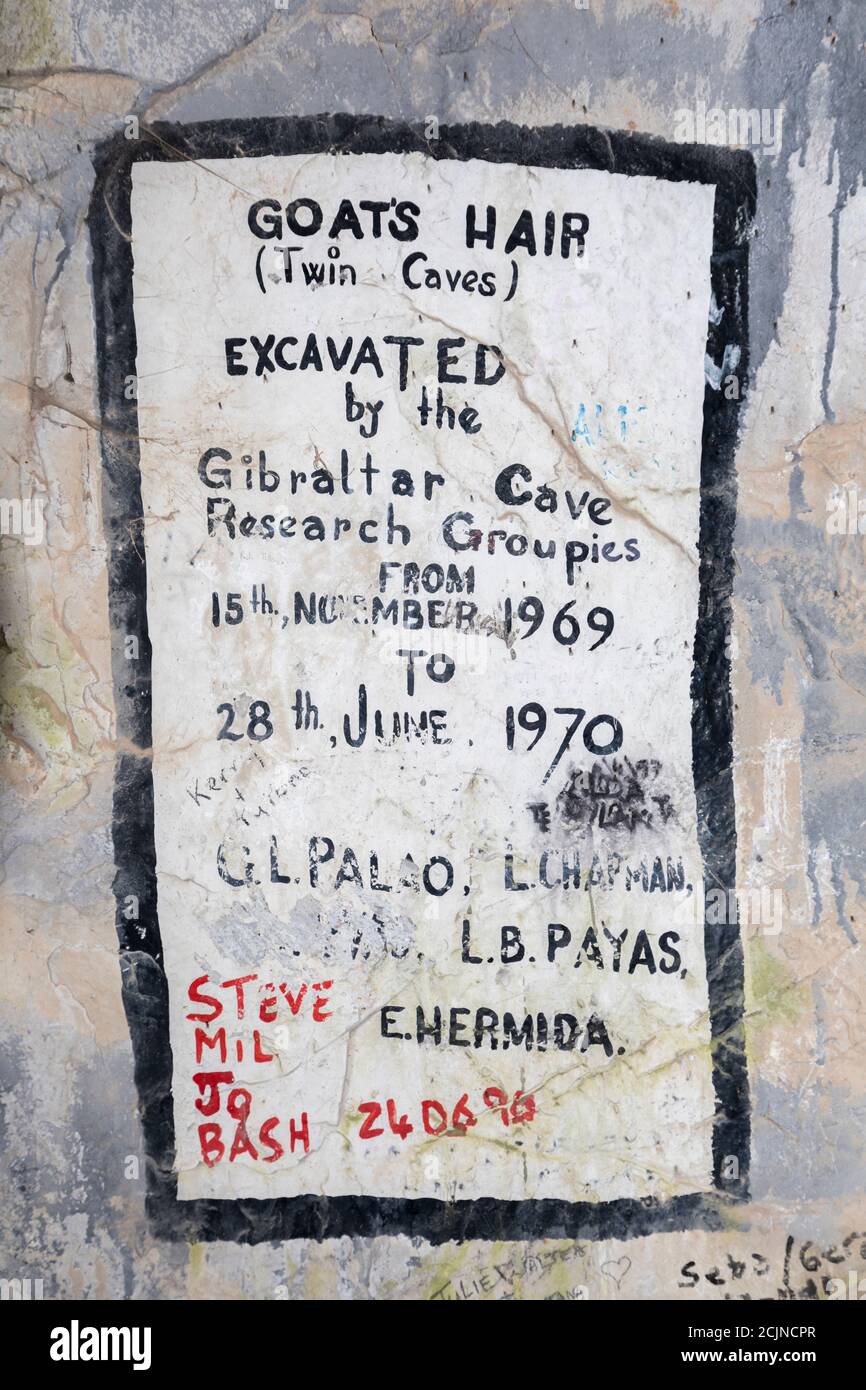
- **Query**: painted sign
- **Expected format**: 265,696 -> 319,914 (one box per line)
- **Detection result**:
91,118 -> 753,1241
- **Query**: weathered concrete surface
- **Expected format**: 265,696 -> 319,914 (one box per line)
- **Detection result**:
1,0 -> 864,1298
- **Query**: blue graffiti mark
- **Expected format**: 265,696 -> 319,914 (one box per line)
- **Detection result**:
571,402 -> 647,446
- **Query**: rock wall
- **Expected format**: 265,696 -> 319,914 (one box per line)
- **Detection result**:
1,0 -> 864,1301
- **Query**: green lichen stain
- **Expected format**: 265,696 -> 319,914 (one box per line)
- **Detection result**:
187,1241 -> 205,1285
6,682 -> 67,753
747,937 -> 809,1032
1,622 -> 101,768
0,0 -> 68,69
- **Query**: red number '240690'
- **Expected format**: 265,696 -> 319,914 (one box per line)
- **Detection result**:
357,1087 -> 536,1140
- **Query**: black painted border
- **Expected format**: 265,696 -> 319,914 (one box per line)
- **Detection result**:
89,115 -> 755,1245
